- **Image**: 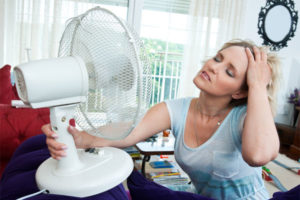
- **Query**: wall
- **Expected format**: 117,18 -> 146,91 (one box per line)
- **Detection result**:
0,1 -> 5,66
0,0 -> 16,68
241,0 -> 300,125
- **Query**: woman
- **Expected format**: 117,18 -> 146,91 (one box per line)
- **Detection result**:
43,39 -> 281,199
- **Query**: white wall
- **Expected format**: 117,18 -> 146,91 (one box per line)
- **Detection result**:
0,0 -> 16,68
0,1 -> 5,66
241,0 -> 300,125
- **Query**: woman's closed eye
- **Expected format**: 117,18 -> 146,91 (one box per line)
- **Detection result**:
213,54 -> 235,77
226,69 -> 234,77
213,56 -> 221,62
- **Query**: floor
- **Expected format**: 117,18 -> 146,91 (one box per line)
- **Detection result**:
132,153 -> 300,197
264,154 -> 300,195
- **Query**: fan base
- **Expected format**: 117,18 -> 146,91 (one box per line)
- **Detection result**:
36,147 -> 133,197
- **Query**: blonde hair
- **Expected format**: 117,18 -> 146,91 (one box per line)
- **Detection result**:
219,39 -> 281,116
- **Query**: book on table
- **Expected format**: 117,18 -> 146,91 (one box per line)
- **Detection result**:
149,160 -> 174,168
123,146 -> 141,159
150,171 -> 190,185
149,171 -> 181,179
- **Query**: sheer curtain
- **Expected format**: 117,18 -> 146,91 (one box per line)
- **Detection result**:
178,0 -> 246,97
0,0 -> 127,67
2,0 -> 82,66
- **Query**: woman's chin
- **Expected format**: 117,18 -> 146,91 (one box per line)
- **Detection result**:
193,79 -> 205,90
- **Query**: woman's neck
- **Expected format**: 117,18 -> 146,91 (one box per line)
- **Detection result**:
197,92 -> 232,117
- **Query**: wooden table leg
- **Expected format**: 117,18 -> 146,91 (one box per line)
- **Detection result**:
141,155 -> 151,176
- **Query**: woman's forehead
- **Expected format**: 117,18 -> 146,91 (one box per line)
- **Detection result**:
220,46 -> 248,71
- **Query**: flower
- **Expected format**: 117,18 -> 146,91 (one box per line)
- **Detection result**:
288,88 -> 300,106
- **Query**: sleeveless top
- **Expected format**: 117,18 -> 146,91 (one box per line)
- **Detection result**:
165,97 -> 269,200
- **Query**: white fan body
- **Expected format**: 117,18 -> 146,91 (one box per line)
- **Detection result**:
14,56 -> 134,197
37,146 -> 132,197
14,56 -> 88,108
13,6 -> 152,197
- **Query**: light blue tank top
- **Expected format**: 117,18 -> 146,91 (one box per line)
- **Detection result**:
165,97 -> 269,200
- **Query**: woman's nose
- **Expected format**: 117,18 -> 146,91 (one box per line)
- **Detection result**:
208,62 -> 219,74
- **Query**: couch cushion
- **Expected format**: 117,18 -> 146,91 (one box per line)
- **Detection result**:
0,105 -> 50,159
0,104 -> 50,177
0,65 -> 17,104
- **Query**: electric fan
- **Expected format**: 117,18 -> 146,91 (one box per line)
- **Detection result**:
13,7 -> 151,197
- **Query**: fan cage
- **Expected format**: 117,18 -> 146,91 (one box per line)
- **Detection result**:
58,6 -> 152,140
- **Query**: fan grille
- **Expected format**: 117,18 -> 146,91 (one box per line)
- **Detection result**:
58,7 -> 151,140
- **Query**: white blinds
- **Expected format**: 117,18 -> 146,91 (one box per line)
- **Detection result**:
144,0 -> 191,14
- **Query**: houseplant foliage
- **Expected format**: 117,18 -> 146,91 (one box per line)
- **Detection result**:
288,88 -> 300,126
288,88 -> 300,106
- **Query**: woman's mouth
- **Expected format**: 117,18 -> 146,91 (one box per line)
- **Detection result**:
200,71 -> 210,81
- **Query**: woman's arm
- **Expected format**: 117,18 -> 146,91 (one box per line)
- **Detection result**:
44,102 -> 171,159
242,47 -> 279,167
92,102 -> 171,148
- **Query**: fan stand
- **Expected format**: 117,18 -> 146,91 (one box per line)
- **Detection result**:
36,105 -> 133,197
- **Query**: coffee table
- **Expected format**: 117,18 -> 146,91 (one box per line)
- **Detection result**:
135,133 -> 175,176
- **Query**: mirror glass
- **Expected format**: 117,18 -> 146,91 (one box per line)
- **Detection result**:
258,0 -> 298,51
265,5 -> 291,42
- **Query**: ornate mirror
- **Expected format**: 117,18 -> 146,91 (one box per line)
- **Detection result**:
258,0 -> 298,51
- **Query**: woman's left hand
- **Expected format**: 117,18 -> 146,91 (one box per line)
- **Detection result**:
245,46 -> 271,89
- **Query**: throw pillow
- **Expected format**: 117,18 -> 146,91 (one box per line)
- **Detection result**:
0,65 -> 19,104
0,65 -> 14,104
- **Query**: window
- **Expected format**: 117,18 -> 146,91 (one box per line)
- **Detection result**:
139,0 -> 191,105
3,0 -> 192,107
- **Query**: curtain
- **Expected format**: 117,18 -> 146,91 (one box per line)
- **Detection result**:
3,0 -> 73,66
178,0 -> 246,98
0,0 -> 127,67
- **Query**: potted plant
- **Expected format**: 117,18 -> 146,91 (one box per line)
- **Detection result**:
288,88 -> 300,127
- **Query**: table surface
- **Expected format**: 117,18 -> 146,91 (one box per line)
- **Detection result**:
135,133 -> 175,155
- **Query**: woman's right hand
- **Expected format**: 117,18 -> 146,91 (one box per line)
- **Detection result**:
42,124 -> 97,160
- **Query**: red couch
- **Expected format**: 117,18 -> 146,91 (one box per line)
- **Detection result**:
0,65 -> 50,177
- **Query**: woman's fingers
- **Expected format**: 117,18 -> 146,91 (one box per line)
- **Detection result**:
246,46 -> 272,88
46,138 -> 67,150
67,126 -> 80,137
46,134 -> 68,160
42,124 -> 51,136
261,50 -> 267,63
42,124 -> 58,138
43,123 -> 75,160
245,47 -> 254,63
47,141 -> 67,159
50,152 -> 63,160
253,46 -> 261,61
48,146 -> 67,157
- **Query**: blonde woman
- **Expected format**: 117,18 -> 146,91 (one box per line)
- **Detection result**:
44,39 -> 281,199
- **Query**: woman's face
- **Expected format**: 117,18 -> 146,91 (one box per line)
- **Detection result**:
193,46 -> 249,99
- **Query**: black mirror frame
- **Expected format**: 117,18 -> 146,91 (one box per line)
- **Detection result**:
258,0 -> 298,51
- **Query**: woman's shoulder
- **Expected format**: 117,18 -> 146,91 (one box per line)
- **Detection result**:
164,97 -> 193,110
165,97 -> 193,104
164,97 -> 193,116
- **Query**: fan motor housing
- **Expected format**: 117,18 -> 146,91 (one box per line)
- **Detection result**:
14,56 -> 89,108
